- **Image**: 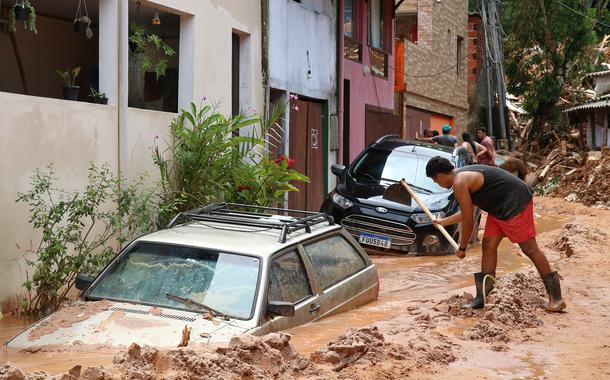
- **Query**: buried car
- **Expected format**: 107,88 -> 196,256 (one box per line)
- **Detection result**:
321,135 -> 480,255
6,204 -> 378,349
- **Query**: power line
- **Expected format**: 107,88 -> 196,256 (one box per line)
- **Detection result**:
558,0 -> 610,30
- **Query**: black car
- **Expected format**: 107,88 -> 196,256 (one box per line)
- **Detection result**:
321,135 -> 480,255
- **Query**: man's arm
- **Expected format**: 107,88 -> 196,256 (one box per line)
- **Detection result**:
416,136 -> 435,143
434,211 -> 462,226
452,176 -> 474,259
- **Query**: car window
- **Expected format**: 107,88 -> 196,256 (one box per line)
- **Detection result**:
88,242 -> 260,319
303,235 -> 366,289
268,250 -> 312,304
350,148 -> 449,193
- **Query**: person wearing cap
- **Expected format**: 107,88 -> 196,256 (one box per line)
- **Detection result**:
416,124 -> 458,147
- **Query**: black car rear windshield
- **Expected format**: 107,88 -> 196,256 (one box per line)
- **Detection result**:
350,148 -> 449,193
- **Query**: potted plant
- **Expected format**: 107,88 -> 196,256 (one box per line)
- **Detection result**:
74,16 -> 93,39
129,24 -> 176,79
9,1 -> 37,33
73,0 -> 93,39
87,88 -> 108,104
56,67 -> 81,101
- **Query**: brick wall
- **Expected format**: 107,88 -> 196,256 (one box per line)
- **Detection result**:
400,0 -> 469,134
467,15 -> 483,90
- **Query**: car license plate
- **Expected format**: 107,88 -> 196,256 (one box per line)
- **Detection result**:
359,232 -> 391,249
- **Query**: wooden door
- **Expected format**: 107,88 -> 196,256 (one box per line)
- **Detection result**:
365,106 -> 401,146
288,99 -> 325,211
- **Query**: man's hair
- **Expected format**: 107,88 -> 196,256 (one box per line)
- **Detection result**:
423,128 -> 433,137
476,126 -> 488,135
432,130 -> 440,137
426,156 -> 455,177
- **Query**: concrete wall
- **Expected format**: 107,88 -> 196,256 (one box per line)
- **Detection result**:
268,0 -> 338,190
0,93 -> 118,304
401,0 -> 468,135
341,0 -> 395,162
0,0 -> 264,306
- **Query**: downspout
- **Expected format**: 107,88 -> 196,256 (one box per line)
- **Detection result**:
261,0 -> 270,123
118,0 -> 128,179
337,0 -> 344,164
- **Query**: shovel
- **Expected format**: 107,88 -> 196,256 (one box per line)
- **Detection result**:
383,179 -> 461,255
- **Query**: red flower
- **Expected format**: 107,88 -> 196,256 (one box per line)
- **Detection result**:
274,155 -> 295,169
236,184 -> 251,192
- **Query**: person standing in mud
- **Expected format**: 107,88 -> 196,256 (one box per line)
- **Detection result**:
475,127 -> 496,166
424,156 -> 566,312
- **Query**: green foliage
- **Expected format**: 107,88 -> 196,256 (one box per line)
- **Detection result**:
88,87 -> 106,99
153,99 -> 309,222
16,163 -> 158,316
503,0 -> 604,138
56,67 -> 81,87
226,155 -> 309,207
9,1 -> 37,34
129,24 -> 176,79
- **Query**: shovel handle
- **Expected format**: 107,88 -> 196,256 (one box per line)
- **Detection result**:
399,180 -> 460,251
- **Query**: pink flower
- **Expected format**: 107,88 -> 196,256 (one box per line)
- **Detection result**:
294,105 -> 299,111
202,96 -> 208,101
287,158 -> 296,169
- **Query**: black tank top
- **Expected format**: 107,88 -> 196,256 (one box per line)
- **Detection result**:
456,165 -> 533,220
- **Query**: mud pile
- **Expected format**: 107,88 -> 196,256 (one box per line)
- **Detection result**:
554,154 -> 610,207
311,326 -> 456,376
462,272 -> 546,343
553,223 -> 608,257
0,333 -> 321,380
28,300 -> 112,341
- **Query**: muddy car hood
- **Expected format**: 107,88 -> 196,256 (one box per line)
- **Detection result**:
5,301 -> 252,349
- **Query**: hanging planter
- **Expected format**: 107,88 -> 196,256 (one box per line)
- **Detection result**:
73,0 -> 93,39
9,1 -> 37,33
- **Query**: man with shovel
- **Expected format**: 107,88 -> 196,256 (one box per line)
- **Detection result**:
424,156 -> 566,312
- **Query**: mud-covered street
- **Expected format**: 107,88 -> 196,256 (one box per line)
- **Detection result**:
1,196 -> 609,379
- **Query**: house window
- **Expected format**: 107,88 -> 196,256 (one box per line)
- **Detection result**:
472,38 -> 478,46
368,0 -> 388,78
344,0 -> 361,61
368,0 -> 386,51
128,1 -> 180,113
0,0 -> 101,102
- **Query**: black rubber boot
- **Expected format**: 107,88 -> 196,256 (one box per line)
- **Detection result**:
542,271 -> 566,312
471,272 -> 495,309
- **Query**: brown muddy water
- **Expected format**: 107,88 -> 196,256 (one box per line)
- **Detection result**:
0,213 -> 567,373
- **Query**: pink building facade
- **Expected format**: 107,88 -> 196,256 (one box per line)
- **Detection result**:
338,0 -> 396,164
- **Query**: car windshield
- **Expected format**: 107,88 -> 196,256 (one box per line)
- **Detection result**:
88,242 -> 260,319
350,148 -> 449,193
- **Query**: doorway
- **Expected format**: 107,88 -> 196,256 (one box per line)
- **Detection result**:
288,98 -> 325,212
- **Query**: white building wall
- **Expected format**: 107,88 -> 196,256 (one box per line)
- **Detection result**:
267,0 -> 338,192
0,0 -> 264,306
268,0 -> 337,103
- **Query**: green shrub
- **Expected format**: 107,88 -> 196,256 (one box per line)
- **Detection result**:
16,163 -> 158,316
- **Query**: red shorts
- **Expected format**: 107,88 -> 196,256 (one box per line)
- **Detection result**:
483,200 -> 536,244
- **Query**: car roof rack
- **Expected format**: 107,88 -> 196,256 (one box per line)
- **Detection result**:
167,203 -> 335,243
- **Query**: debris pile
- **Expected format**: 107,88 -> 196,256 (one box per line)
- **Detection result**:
553,153 -> 610,207
553,223 -> 608,258
0,333 -> 321,380
311,326 -> 456,375
462,272 -> 546,343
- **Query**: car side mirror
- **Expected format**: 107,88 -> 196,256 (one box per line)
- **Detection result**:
267,301 -> 295,317
331,164 -> 346,177
75,274 -> 94,291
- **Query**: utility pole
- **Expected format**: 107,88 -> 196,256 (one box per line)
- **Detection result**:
488,0 -> 511,150
480,2 -> 494,139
